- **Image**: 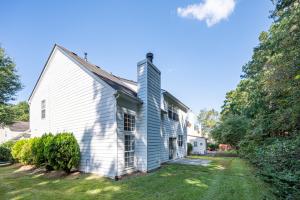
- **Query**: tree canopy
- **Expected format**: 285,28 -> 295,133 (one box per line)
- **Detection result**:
0,47 -> 22,104
0,46 -> 23,126
197,109 -> 219,140
211,0 -> 300,198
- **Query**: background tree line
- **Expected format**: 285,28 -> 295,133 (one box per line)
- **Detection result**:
211,0 -> 300,198
0,46 -> 29,127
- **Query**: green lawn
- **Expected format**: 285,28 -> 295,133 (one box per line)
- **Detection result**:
0,156 -> 275,200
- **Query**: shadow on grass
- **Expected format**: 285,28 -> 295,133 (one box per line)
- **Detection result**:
0,158 -> 274,200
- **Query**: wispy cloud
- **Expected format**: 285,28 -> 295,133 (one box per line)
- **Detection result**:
177,0 -> 236,27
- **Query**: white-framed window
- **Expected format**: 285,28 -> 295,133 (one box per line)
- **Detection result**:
178,135 -> 183,147
168,105 -> 179,121
124,134 -> 135,168
194,141 -> 197,147
194,125 -> 199,131
200,142 -> 203,146
124,113 -> 135,131
41,100 -> 46,119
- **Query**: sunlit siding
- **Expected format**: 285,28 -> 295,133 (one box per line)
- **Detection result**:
146,63 -> 161,171
136,62 -> 148,172
29,47 -> 117,178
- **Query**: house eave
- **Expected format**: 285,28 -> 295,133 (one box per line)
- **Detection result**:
114,91 -> 143,105
162,90 -> 189,112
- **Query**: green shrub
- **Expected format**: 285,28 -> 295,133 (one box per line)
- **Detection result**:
11,133 -> 80,173
41,133 -> 54,170
18,138 -> 35,164
187,143 -> 193,155
0,141 -> 15,162
31,137 -> 44,166
0,146 -> 11,161
240,135 -> 300,199
12,138 -> 36,165
1,140 -> 15,150
31,134 -> 54,167
46,132 -> 80,173
207,143 -> 218,151
11,139 -> 27,162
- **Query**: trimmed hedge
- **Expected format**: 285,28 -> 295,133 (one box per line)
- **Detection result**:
11,132 -> 80,173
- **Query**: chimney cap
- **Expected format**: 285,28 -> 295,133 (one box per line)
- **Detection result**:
146,52 -> 153,63
84,52 -> 88,61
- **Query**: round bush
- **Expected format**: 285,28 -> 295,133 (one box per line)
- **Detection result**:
0,146 -> 11,161
0,141 -> 15,162
41,133 -> 54,170
18,139 -> 35,164
11,139 -> 27,162
31,137 -> 45,166
46,132 -> 80,173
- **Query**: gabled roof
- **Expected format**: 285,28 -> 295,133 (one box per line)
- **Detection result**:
161,89 -> 189,111
56,45 -> 138,98
29,44 -> 188,109
29,44 -> 138,102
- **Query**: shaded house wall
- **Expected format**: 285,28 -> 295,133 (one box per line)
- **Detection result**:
29,45 -> 190,178
29,48 -> 117,177
160,95 -> 188,163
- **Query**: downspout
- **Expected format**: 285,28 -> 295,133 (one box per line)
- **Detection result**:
114,92 -> 120,180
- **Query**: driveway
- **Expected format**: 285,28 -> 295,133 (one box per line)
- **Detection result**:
168,158 -> 211,166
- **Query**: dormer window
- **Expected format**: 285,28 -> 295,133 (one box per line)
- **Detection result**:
41,100 -> 46,119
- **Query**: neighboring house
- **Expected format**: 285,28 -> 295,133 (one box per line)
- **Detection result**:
0,121 -> 30,144
29,44 -> 190,179
187,113 -> 207,155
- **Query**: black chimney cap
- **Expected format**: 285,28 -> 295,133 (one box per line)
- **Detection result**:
146,52 -> 153,63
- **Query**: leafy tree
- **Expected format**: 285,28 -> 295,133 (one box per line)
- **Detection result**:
0,104 -> 15,127
12,101 -> 29,121
197,109 -> 219,139
211,115 -> 249,148
0,46 -> 22,126
212,0 -> 300,198
0,47 -> 22,104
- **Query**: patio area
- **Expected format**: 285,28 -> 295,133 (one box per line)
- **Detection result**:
168,158 -> 211,166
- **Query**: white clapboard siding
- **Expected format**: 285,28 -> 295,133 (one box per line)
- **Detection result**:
136,60 -> 162,172
136,61 -> 148,172
187,136 -> 207,155
116,98 -> 138,176
29,47 -> 117,178
146,62 -> 161,171
160,96 -> 188,163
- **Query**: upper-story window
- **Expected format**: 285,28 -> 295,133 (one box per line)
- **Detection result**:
124,113 -> 135,131
168,105 -> 179,121
178,135 -> 183,147
41,100 -> 46,119
194,141 -> 197,147
194,125 -> 199,131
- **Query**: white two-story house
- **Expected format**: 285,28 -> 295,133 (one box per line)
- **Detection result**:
29,44 -> 190,179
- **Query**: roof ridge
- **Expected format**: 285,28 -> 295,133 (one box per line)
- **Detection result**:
56,44 -> 137,95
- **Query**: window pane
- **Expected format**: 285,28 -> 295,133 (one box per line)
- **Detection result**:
124,134 -> 135,168
168,110 -> 172,119
124,113 -> 135,131
41,100 -> 46,119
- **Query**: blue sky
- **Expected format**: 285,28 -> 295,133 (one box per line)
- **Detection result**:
0,0 -> 273,113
